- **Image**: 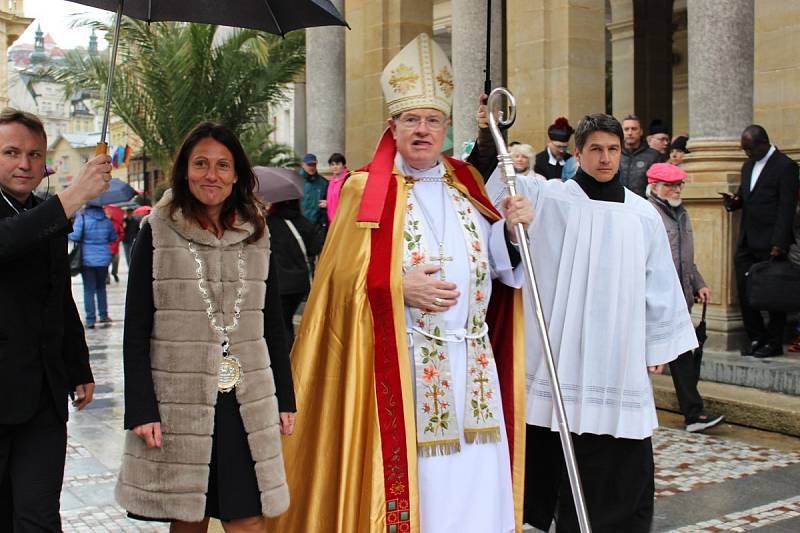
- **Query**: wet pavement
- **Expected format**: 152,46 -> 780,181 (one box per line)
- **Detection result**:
64,267 -> 800,532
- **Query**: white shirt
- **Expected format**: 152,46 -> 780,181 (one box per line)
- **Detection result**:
487,170 -> 698,439
750,144 -> 776,191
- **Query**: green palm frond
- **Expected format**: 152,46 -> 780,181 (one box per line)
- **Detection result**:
53,18 -> 306,176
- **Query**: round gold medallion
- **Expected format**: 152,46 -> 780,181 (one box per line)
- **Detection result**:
218,355 -> 243,393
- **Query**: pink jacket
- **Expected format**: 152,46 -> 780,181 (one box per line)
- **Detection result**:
326,169 -> 349,224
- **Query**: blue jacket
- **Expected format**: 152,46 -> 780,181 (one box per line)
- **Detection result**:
69,207 -> 117,267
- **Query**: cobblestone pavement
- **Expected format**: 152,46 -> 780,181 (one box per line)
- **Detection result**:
64,269 -> 800,532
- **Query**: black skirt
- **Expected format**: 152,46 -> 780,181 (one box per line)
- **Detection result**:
129,391 -> 262,523
524,424 -> 655,533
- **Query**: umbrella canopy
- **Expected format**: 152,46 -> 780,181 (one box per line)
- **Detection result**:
70,0 -> 348,35
86,178 -> 137,207
253,166 -> 304,203
133,205 -> 152,216
67,0 -> 348,151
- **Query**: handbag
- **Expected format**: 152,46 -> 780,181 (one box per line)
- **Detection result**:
745,258 -> 800,312
69,241 -> 82,276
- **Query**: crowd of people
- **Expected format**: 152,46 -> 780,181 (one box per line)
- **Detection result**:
2,27 -> 800,533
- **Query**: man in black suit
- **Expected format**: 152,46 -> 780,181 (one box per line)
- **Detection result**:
0,109 -> 111,531
723,125 -> 800,358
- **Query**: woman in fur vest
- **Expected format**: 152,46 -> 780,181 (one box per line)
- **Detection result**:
116,122 -> 296,532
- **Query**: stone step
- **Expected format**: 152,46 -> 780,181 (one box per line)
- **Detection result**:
652,374 -> 800,437
693,349 -> 800,395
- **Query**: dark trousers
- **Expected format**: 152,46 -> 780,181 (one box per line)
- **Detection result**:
524,425 -> 654,533
0,388 -> 67,532
280,293 -> 307,349
669,350 -> 704,421
123,242 -> 134,266
735,247 -> 786,346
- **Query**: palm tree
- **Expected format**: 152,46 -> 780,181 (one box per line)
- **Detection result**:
56,19 -> 305,177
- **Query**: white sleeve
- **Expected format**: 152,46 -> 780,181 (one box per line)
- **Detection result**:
645,217 -> 699,366
488,219 -> 524,287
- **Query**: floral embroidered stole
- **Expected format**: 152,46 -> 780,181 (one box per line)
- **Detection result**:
403,176 -> 502,456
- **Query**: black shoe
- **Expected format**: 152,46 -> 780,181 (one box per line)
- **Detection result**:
741,340 -> 763,356
99,316 -> 113,324
85,323 -> 95,329
113,274 -> 119,282
686,413 -> 724,433
753,343 -> 783,358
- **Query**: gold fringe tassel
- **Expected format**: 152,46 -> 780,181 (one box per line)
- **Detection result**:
464,428 -> 501,444
417,440 -> 461,457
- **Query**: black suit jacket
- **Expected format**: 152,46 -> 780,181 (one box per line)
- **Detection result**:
0,194 -> 93,424
730,148 -> 799,253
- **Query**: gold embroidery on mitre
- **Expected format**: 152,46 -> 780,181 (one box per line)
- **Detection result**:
388,64 -> 420,95
436,67 -> 454,97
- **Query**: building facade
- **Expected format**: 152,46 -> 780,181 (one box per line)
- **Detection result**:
304,0 -> 800,348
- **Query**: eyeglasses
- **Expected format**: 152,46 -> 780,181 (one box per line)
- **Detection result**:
662,181 -> 685,189
396,115 -> 448,131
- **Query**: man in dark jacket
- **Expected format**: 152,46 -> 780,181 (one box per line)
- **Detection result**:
647,163 -> 723,433
620,114 -> 661,197
534,117 -> 577,181
0,109 -> 110,531
724,125 -> 800,358
299,153 -> 329,228
122,207 -> 140,266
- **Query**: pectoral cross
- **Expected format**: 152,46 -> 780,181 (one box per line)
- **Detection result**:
429,242 -> 453,280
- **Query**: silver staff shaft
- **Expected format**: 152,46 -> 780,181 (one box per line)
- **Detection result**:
487,87 -> 592,533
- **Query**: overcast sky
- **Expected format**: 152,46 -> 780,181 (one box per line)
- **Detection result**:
15,1 -> 110,50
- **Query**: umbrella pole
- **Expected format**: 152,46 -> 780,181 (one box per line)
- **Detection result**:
97,0 -> 125,156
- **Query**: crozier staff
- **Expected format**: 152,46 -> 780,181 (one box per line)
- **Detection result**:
117,122 -> 295,531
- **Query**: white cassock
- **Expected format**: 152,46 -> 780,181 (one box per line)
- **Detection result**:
487,170 -> 697,440
398,155 -> 522,533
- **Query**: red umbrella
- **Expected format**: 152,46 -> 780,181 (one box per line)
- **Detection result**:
133,205 -> 152,215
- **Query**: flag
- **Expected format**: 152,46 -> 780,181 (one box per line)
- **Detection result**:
123,145 -> 132,166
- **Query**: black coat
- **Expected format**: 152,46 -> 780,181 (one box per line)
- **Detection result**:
534,150 -> 574,181
730,148 -> 799,252
0,195 -> 92,424
267,202 -> 324,296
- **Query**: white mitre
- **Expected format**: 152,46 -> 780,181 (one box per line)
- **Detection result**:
381,33 -> 454,117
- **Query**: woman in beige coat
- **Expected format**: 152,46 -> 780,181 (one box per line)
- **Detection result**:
117,122 -> 296,532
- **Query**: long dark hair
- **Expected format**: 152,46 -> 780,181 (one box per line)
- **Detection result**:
169,122 -> 265,242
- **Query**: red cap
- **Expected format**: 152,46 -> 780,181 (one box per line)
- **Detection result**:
647,162 -> 687,184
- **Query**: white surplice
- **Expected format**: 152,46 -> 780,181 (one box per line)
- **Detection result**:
398,155 -> 520,533
487,170 -> 697,439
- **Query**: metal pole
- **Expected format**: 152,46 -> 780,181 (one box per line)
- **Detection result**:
487,87 -> 592,533
97,0 -> 125,154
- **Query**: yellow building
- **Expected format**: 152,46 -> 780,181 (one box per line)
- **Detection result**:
46,132 -> 104,194
309,0 -> 799,348
0,1 -> 33,108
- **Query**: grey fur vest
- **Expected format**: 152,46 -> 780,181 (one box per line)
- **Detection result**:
115,192 -> 289,522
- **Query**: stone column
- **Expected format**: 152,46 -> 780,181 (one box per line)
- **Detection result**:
451,0 -> 502,158
682,0 -> 754,350
505,0 -> 605,150
305,0 -> 345,173
607,0 -> 635,117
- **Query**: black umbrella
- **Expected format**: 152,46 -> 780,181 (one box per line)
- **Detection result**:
693,300 -> 708,378
67,0 -> 349,153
